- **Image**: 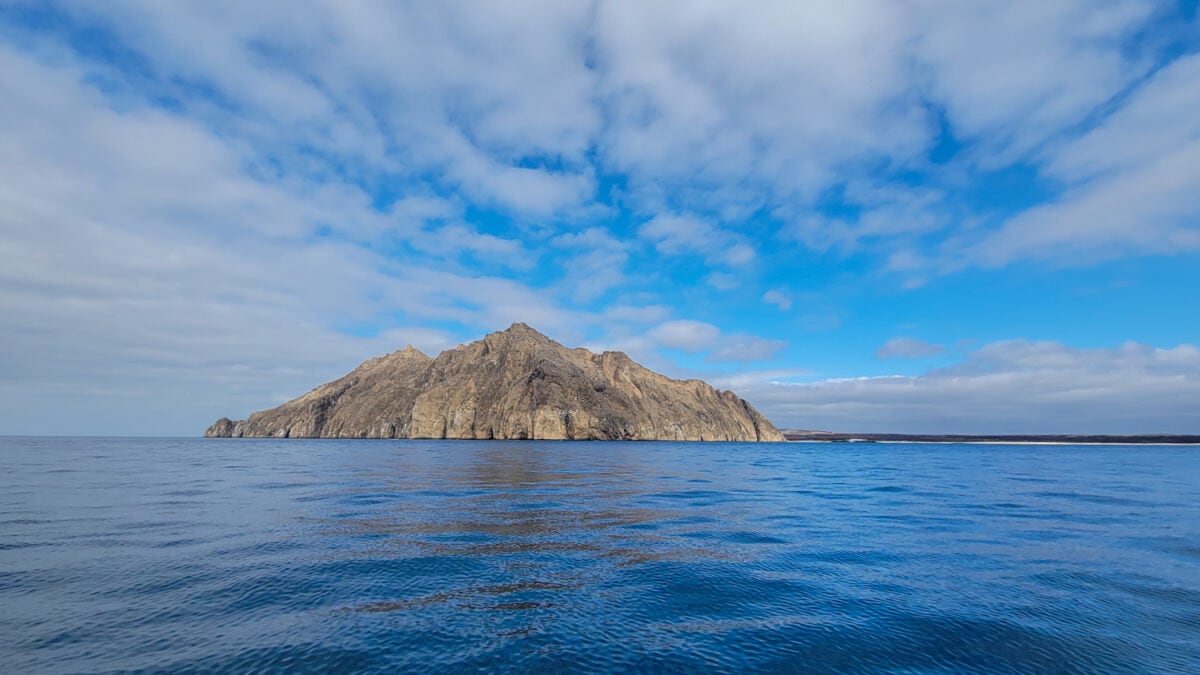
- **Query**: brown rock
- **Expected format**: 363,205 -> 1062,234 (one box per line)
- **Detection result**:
204,323 -> 784,441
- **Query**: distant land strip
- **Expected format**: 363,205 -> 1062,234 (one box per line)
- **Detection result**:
783,431 -> 1200,444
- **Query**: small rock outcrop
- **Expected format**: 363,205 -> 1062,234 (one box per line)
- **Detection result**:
205,323 -> 784,441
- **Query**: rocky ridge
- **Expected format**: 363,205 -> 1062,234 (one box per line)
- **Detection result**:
205,323 -> 783,441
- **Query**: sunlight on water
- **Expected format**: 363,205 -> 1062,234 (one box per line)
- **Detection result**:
1,438 -> 1198,672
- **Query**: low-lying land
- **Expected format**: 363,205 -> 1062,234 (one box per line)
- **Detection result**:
783,430 -> 1200,444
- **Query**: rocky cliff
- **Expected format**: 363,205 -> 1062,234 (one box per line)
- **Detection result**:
205,323 -> 784,441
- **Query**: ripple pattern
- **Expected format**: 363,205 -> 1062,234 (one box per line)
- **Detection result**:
1,438 -> 1198,673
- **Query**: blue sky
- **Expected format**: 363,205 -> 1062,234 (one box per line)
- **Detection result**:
1,1 -> 1198,435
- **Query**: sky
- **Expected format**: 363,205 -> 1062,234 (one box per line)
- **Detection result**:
1,1 -> 1198,436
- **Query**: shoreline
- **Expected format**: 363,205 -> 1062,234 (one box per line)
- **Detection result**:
783,431 -> 1200,445
786,439 -> 1200,446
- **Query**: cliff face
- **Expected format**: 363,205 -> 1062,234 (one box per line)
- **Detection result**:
205,323 -> 784,441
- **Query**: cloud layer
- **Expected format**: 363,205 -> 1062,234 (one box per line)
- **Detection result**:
0,2 -> 1197,434
735,341 -> 1200,434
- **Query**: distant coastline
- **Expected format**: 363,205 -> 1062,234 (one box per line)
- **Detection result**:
783,430 -> 1200,445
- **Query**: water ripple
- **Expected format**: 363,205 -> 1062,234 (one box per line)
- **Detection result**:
1,437 -> 1197,673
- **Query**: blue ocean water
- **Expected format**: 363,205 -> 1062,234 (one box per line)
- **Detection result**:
1,438 -> 1197,673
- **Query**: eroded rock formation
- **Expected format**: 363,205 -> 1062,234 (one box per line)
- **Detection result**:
205,323 -> 783,441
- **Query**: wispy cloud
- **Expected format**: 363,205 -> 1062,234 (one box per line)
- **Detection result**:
708,335 -> 787,363
761,290 -> 792,312
639,214 -> 755,267
647,320 -> 722,353
876,338 -> 945,359
955,53 -> 1200,269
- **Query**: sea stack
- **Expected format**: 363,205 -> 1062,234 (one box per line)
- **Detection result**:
205,323 -> 784,441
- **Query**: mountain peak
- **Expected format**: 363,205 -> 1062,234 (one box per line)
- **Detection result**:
205,323 -> 783,441
489,322 -> 554,348
500,322 -> 542,336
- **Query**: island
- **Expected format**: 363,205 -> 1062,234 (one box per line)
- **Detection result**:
205,323 -> 784,441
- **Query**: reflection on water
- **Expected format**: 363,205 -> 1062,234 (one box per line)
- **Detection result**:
322,443 -> 738,633
1,437 -> 1199,672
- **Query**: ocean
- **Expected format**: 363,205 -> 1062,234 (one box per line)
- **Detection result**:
1,437 -> 1197,673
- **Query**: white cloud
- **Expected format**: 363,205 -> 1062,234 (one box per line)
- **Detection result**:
15,0 -> 1189,273
762,289 -> 792,311
1045,53 -> 1200,184
410,224 -> 532,269
910,0 -> 1155,164
954,53 -> 1200,268
551,227 -> 630,302
705,272 -> 739,291
552,227 -> 627,250
50,1 -> 602,217
725,243 -> 756,265
639,211 -> 695,248
708,368 -> 812,391
439,140 -> 596,215
876,337 -> 945,359
639,213 -> 756,267
387,195 -> 461,227
594,0 -> 924,209
708,335 -> 787,363
737,340 -> 1200,434
783,184 -> 952,256
642,321 -> 786,363
647,320 -> 722,353
0,41 -> 596,434
560,249 -> 629,303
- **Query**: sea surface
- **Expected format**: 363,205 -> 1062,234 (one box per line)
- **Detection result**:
1,438 -> 1198,673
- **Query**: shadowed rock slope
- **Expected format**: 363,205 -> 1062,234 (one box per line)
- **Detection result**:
205,323 -> 783,441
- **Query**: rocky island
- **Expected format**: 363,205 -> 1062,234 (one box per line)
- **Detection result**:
205,323 -> 784,441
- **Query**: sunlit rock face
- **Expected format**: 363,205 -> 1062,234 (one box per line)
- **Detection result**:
204,323 -> 784,442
